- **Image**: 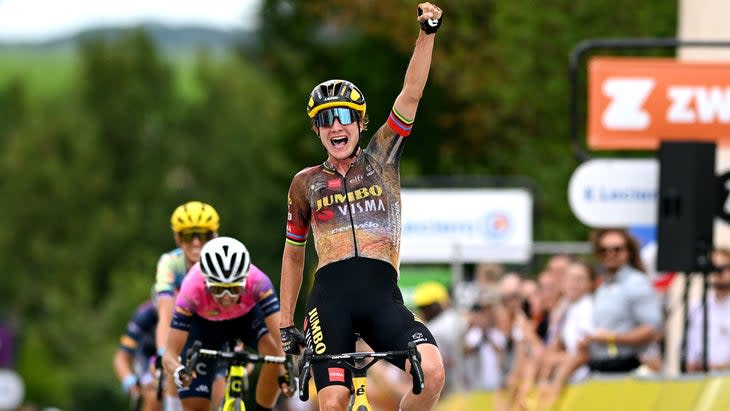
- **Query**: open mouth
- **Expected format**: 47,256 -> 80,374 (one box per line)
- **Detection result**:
331,136 -> 348,147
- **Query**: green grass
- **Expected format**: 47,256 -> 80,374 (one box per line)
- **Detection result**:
0,47 -> 79,99
0,46 -> 210,101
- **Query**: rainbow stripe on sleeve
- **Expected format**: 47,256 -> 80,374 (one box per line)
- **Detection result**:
387,107 -> 414,137
286,225 -> 308,246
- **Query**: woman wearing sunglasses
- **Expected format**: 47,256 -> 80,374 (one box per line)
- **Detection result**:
279,3 -> 446,411
153,201 -> 224,410
163,236 -> 290,411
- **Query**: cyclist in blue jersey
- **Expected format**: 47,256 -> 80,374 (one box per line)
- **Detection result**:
279,3 -> 446,411
113,294 -> 161,411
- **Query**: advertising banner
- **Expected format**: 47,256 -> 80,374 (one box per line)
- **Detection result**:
568,158 -> 658,227
400,188 -> 532,263
588,57 -> 730,150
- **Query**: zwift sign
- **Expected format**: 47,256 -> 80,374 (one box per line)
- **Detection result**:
400,188 -> 532,263
587,57 -> 730,150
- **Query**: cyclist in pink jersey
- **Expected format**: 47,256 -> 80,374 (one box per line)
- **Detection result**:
154,201 -> 224,410
163,237 -> 291,411
279,3 -> 446,411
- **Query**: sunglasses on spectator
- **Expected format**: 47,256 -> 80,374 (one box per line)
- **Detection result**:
598,245 -> 626,255
207,282 -> 244,298
178,230 -> 215,243
711,264 -> 730,273
314,108 -> 360,127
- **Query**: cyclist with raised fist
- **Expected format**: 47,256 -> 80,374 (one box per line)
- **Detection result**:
278,3 -> 446,410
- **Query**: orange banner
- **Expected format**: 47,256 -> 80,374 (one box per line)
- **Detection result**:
588,57 -> 730,150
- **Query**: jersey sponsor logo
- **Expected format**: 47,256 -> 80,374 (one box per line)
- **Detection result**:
336,198 -> 386,216
307,307 -> 327,354
328,367 -> 345,382
411,332 -> 427,344
314,185 -> 383,212
195,362 -> 208,376
349,175 -> 364,185
330,221 -> 381,234
195,384 -> 210,393
314,209 -> 336,222
205,309 -> 220,317
327,179 -> 342,189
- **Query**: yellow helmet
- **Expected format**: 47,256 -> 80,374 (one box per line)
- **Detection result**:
307,79 -> 366,119
170,201 -> 220,233
412,281 -> 449,307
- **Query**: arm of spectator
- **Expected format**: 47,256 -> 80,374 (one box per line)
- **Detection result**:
505,339 -> 527,393
550,346 -> 589,393
626,274 -> 664,343
591,325 -> 658,347
463,326 -> 483,355
536,338 -> 564,385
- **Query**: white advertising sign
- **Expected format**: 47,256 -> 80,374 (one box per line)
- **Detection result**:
400,188 -> 532,263
568,159 -> 658,227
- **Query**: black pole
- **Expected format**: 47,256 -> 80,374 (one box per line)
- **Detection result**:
680,274 -> 691,373
569,38 -> 730,163
701,273 -> 710,372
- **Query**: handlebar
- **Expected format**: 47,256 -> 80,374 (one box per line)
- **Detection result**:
195,347 -> 297,396
197,348 -> 291,366
183,340 -> 202,376
297,341 -> 425,401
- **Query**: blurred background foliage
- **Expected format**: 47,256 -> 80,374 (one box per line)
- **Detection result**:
0,0 -> 676,408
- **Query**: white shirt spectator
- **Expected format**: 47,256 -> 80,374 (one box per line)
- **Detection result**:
686,290 -> 730,369
464,327 -> 506,390
561,294 -> 593,382
427,308 -> 467,391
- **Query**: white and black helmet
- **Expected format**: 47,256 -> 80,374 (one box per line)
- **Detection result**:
200,236 -> 251,285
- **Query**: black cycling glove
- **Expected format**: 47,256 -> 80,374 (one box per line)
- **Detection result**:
280,326 -> 306,355
417,7 -> 442,34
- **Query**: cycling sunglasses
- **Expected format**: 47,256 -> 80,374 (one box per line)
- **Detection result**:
178,230 -> 215,243
314,107 -> 360,127
207,282 -> 245,298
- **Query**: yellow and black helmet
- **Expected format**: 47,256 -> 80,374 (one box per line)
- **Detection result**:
307,79 -> 366,119
170,201 -> 220,233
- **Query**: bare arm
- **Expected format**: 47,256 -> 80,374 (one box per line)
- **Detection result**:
615,324 -> 660,346
392,2 -> 442,121
162,327 -> 189,388
264,311 -> 285,355
552,348 -> 590,391
592,325 -> 659,346
279,243 -> 306,328
155,296 -> 174,354
113,350 -> 139,393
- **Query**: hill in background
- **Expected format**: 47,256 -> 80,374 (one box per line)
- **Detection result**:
0,23 -> 256,55
0,24 -> 255,99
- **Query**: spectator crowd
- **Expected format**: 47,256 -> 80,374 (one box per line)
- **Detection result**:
408,227 -> 730,411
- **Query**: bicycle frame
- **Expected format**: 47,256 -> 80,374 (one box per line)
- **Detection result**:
220,362 -> 247,410
298,341 -> 425,411
194,347 -> 294,411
